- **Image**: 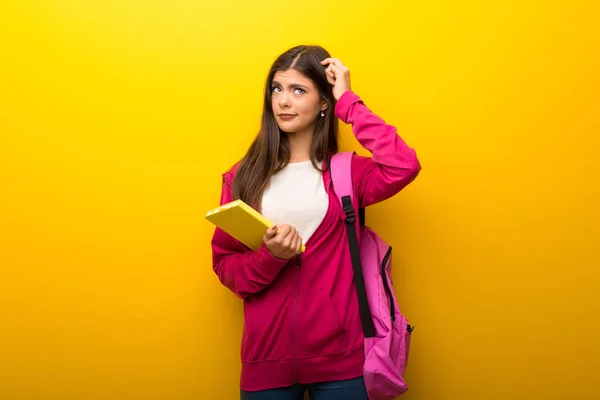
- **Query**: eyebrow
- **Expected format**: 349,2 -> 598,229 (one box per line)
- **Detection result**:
272,80 -> 309,90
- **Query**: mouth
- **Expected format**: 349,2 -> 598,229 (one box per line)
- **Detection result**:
278,113 -> 297,120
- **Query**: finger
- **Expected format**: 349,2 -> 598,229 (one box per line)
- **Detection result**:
326,66 -> 336,78
295,235 -> 303,253
325,65 -> 342,83
291,232 -> 300,252
321,57 -> 345,68
276,224 -> 291,243
325,70 -> 335,85
282,230 -> 295,249
329,58 -> 349,72
264,225 -> 278,241
285,226 -> 297,241
288,233 -> 297,254
328,62 -> 346,77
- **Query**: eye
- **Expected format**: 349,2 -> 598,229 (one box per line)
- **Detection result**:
272,86 -> 281,93
294,88 -> 306,95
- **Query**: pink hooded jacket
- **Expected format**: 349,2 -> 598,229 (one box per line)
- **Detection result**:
211,90 -> 421,391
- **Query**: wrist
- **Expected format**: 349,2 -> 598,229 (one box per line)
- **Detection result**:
261,243 -> 286,261
334,90 -> 360,122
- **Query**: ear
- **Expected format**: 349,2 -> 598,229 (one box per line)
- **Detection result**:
320,100 -> 329,111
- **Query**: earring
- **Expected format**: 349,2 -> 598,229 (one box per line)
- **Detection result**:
320,110 -> 325,117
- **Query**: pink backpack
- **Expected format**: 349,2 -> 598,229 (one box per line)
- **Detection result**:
330,152 -> 414,400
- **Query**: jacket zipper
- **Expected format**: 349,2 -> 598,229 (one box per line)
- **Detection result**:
289,171 -> 329,383
292,253 -> 301,383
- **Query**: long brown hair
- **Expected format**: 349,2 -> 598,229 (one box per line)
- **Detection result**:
232,45 -> 339,210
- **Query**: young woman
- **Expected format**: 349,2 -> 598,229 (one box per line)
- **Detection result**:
211,45 -> 421,400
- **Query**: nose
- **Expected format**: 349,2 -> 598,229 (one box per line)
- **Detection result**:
279,91 -> 291,109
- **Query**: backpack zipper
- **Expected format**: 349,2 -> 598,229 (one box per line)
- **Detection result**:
381,246 -> 395,322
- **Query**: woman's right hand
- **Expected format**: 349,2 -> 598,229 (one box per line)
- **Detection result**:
263,224 -> 303,260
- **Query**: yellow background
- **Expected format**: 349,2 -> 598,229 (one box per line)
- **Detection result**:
1,1 -> 599,399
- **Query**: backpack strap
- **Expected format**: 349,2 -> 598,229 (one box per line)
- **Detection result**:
330,152 -> 375,338
329,153 -> 365,226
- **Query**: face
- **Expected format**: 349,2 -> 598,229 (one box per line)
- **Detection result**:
271,68 -> 327,134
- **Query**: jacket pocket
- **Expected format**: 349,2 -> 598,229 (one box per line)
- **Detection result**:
296,289 -> 349,358
241,291 -> 292,363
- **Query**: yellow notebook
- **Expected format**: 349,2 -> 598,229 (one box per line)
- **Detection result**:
205,200 -> 306,253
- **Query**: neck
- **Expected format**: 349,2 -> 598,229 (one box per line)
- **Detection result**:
286,125 -> 314,163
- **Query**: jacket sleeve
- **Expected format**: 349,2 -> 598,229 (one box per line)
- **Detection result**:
335,90 -> 422,207
210,172 -> 289,299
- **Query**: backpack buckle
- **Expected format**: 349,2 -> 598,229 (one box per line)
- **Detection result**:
344,205 -> 356,223
342,196 -> 356,223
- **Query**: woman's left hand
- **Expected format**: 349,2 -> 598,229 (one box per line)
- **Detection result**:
321,58 -> 351,101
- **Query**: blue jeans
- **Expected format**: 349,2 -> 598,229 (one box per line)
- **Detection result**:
240,377 -> 368,400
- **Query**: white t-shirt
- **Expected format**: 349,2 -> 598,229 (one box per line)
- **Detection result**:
261,160 -> 329,245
